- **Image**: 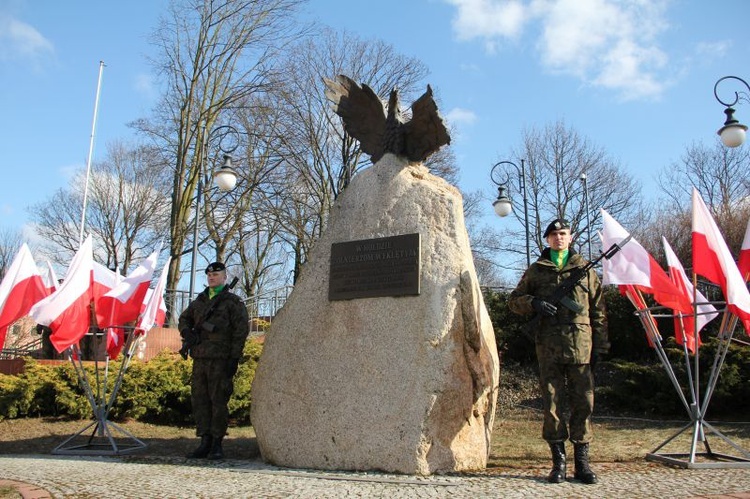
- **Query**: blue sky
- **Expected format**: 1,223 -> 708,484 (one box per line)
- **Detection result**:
2,0 -> 749,243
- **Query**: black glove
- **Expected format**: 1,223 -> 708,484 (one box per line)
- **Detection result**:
227,358 -> 240,378
532,298 -> 557,317
179,328 -> 199,360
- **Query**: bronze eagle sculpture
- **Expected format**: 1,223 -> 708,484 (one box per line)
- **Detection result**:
323,74 -> 451,164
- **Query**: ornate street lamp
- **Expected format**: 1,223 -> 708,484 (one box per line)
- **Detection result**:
188,124 -> 240,298
714,76 -> 750,148
490,159 -> 530,267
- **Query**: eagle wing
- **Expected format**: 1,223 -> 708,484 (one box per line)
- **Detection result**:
323,75 -> 386,160
403,85 -> 451,163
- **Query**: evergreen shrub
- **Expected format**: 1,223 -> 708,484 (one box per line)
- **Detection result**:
0,339 -> 265,424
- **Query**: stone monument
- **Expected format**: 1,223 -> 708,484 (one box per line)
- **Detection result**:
250,76 -> 499,475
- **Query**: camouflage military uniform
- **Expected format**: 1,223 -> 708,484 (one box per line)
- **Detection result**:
179,288 -> 249,439
509,248 -> 609,444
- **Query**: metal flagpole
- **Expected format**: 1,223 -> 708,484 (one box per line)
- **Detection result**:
53,330 -> 147,455
641,297 -> 750,468
78,61 -> 105,245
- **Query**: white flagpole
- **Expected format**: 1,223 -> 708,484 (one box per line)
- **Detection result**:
79,61 -> 105,245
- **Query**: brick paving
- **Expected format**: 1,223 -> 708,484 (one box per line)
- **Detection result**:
1,455 -> 749,498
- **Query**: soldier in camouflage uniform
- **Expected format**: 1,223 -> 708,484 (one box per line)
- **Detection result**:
509,219 -> 609,485
179,262 -> 249,460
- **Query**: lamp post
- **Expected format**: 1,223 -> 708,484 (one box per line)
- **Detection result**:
580,172 -> 592,260
490,159 -> 530,267
188,124 -> 240,298
713,75 -> 750,148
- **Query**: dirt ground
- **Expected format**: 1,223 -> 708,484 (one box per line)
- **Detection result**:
0,418 -> 260,460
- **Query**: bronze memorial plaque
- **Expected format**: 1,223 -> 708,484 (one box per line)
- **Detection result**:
329,233 -> 420,300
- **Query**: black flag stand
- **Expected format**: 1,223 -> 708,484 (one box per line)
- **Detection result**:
52,327 -> 147,456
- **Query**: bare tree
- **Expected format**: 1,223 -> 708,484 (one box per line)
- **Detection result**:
29,142 -> 169,271
0,227 -> 24,279
646,140 -> 750,266
481,120 -> 641,278
272,28 -> 457,279
135,0 -> 306,294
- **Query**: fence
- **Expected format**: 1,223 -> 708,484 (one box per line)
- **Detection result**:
165,286 -> 292,332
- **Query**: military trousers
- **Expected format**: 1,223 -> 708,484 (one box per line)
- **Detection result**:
538,361 -> 594,444
190,358 -> 234,439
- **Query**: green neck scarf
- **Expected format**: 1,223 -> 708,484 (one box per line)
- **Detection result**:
550,249 -> 569,269
208,284 -> 225,299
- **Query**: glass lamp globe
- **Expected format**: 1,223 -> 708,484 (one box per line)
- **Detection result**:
719,124 -> 747,148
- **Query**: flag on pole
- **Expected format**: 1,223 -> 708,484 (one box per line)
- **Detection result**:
600,209 -> 692,314
92,262 -> 120,301
136,256 -> 171,334
691,188 -> 750,332
43,261 -> 58,294
30,236 -> 94,353
738,217 -> 750,281
0,244 -> 50,349
620,283 -> 661,348
662,237 -> 718,353
96,250 -> 159,328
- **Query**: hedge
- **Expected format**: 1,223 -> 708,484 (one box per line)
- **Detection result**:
0,338 -> 263,424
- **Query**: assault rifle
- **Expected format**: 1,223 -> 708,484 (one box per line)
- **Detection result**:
527,235 -> 632,330
180,276 -> 239,360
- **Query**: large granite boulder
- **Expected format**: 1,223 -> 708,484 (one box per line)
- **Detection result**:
250,154 -> 499,475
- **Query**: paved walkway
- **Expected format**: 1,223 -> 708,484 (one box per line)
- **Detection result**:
1,454 -> 749,498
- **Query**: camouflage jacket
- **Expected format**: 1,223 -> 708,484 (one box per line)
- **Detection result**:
178,288 -> 249,359
508,249 -> 609,363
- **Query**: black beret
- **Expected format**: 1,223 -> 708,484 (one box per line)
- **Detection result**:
543,218 -> 571,238
205,262 -> 226,273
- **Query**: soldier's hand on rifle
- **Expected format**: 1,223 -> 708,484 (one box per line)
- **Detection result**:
532,297 -> 557,317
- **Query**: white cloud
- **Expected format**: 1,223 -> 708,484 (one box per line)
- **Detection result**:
446,107 -> 478,126
0,13 -> 54,63
445,0 -> 528,52
444,0 -> 672,100
695,40 -> 731,60
134,72 -> 156,98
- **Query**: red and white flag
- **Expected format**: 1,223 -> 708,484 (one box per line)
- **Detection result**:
136,256 -> 171,335
662,237 -> 718,353
600,209 -> 692,315
29,236 -> 94,353
92,262 -> 120,302
96,250 -> 159,328
692,188 -> 750,333
43,261 -> 58,294
0,244 -> 50,348
738,218 -> 750,281
619,283 -> 660,348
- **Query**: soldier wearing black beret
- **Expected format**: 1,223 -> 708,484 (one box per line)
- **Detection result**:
178,262 -> 248,460
509,218 -> 609,485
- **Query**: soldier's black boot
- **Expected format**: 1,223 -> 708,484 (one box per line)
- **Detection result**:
547,442 -> 566,483
207,436 -> 224,460
187,434 -> 212,459
573,443 -> 598,484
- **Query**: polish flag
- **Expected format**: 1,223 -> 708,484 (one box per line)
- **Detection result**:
92,263 -> 121,302
0,244 -> 50,349
737,218 -> 750,281
600,209 -> 692,315
620,283 -> 660,348
43,261 -> 58,294
136,256 -> 171,334
96,250 -> 159,328
30,236 -> 94,353
662,237 -> 718,353
691,188 -> 750,333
